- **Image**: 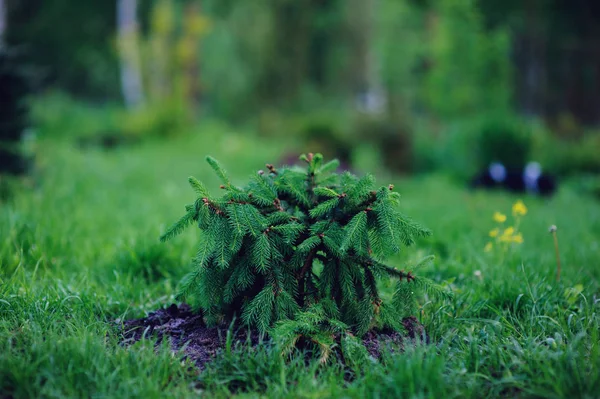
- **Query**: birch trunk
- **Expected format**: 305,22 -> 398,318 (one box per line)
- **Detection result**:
117,0 -> 144,108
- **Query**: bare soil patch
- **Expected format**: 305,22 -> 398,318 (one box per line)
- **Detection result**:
121,304 -> 427,368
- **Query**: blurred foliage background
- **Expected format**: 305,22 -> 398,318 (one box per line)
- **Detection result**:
3,0 -> 600,181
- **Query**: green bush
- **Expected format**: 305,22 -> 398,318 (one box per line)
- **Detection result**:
30,92 -> 121,140
424,0 -> 512,120
552,134 -> 600,176
119,99 -> 189,139
411,114 -> 534,179
531,125 -> 600,176
411,118 -> 481,178
31,92 -> 188,145
477,115 -> 532,170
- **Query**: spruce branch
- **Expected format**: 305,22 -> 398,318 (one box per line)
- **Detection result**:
206,156 -> 233,187
297,246 -> 318,306
318,159 -> 340,175
188,176 -> 210,197
160,210 -> 195,242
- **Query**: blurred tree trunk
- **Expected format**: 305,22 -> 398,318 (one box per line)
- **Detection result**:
347,0 -> 385,113
117,0 -> 144,108
523,0 -> 545,117
148,0 -> 174,102
182,2 -> 202,111
260,0 -> 312,104
254,0 -> 347,108
0,0 -> 6,46
178,1 -> 210,116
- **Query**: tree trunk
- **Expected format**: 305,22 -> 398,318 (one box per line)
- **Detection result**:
181,1 -> 203,115
0,0 -> 6,47
348,0 -> 385,114
117,0 -> 144,108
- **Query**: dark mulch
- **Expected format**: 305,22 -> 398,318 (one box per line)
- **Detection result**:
361,316 -> 428,358
120,304 -> 428,368
121,304 -> 261,369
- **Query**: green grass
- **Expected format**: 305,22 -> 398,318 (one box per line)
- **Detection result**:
1,121 -> 599,398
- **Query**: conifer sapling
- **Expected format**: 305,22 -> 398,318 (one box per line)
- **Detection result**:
161,153 -> 446,358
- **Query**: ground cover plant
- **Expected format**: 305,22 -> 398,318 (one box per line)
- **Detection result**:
160,152 -> 445,361
0,121 -> 599,398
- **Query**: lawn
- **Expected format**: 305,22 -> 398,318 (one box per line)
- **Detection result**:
1,123 -> 599,398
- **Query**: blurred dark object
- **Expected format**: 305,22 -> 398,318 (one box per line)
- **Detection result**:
77,131 -> 140,150
0,150 -> 27,175
471,162 -> 557,197
0,48 -> 31,175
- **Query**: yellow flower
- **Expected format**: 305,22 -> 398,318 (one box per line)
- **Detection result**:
511,233 -> 524,244
498,227 -> 515,242
493,212 -> 507,223
512,200 -> 527,216
502,227 -> 515,236
484,242 -> 493,252
489,228 -> 499,238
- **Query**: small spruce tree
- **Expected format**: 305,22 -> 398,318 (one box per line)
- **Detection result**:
162,153 -> 445,359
